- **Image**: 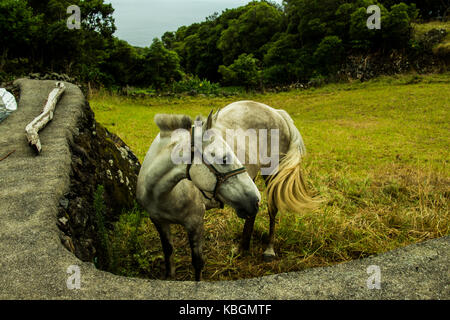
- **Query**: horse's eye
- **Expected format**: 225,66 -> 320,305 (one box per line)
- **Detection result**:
222,155 -> 229,164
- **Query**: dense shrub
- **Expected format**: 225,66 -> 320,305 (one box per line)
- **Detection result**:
314,36 -> 345,74
171,76 -> 220,95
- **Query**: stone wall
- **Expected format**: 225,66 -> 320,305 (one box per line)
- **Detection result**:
57,99 -> 140,267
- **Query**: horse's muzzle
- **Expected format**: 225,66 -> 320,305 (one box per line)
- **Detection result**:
235,196 -> 260,219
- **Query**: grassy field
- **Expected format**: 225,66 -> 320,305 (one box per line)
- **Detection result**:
89,73 -> 450,281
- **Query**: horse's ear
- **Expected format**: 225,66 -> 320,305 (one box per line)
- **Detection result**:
206,109 -> 214,130
213,109 -> 220,122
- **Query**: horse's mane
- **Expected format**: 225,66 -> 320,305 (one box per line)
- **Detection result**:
154,114 -> 206,133
154,114 -> 193,132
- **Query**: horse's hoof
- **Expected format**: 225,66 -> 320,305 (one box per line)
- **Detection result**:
195,272 -> 203,281
263,252 -> 275,262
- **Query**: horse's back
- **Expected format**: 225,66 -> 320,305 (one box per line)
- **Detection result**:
215,101 -> 295,178
217,100 -> 293,150
218,101 -> 288,130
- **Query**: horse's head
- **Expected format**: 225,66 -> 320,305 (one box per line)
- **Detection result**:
188,110 -> 261,219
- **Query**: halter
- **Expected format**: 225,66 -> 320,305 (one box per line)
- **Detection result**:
185,125 -> 247,203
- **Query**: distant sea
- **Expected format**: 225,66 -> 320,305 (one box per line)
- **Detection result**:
107,0 -> 283,48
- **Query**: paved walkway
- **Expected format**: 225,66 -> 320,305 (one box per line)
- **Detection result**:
0,79 -> 448,299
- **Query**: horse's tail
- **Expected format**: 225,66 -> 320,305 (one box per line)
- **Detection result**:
265,110 -> 320,213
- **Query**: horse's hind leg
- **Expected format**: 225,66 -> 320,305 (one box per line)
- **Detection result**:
152,219 -> 175,279
263,206 -> 277,262
263,176 -> 278,262
186,223 -> 205,281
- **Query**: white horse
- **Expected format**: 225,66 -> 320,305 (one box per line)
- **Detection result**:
137,101 -> 317,281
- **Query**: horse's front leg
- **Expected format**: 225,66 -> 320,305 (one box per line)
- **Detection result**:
152,219 -> 175,279
186,222 -> 205,281
240,175 -> 259,252
240,215 -> 256,252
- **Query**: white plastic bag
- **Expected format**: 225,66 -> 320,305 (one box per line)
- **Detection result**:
0,88 -> 17,123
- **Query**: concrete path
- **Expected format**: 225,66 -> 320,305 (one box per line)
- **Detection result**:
0,79 -> 448,300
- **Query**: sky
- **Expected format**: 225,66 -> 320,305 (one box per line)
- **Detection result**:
106,0 -> 284,47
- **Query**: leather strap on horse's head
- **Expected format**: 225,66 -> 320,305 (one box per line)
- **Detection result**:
185,124 -> 247,203
185,125 -> 196,181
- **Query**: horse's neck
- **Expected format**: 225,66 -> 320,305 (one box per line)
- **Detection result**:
153,165 -> 186,200
146,136 -> 188,200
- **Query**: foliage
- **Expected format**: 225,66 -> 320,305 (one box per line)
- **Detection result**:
382,3 -> 416,48
0,0 -> 115,84
171,76 -> 220,95
101,38 -> 141,87
1,0 -> 446,89
0,0 -> 40,70
136,39 -> 183,89
93,185 -> 112,270
108,205 -> 150,277
217,1 -> 283,64
379,0 -> 449,20
219,53 -> 261,89
314,36 -> 345,74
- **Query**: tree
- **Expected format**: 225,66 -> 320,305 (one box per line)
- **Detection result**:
101,38 -> 141,86
218,53 -> 261,89
379,0 -> 448,20
0,0 -> 40,70
23,0 -> 118,84
137,39 -> 183,89
217,1 -> 283,64
79,0 -> 116,37
314,36 -> 345,74
285,0 -> 344,43
382,3 -> 415,48
263,33 -> 304,84
162,31 -> 176,50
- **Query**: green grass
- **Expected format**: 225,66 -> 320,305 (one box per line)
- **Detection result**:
89,72 -> 450,281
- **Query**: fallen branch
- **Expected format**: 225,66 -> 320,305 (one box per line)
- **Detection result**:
25,82 -> 66,154
0,150 -> 15,161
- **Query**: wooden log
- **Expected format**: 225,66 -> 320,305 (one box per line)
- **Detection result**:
25,82 -> 66,154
